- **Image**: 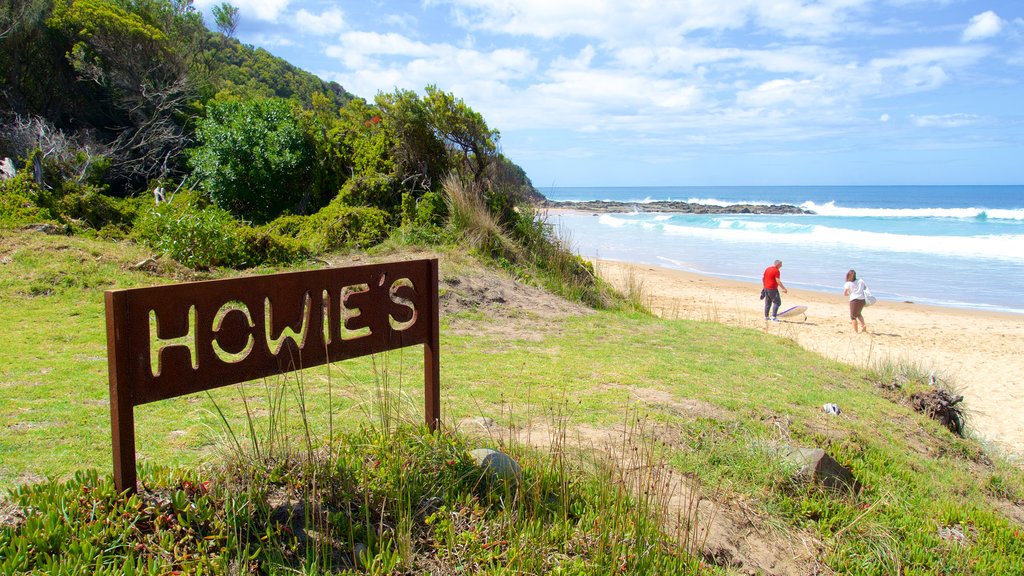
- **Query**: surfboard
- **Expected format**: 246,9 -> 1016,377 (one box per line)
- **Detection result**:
776,305 -> 808,319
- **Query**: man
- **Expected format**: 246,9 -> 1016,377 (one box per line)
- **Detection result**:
762,259 -> 787,322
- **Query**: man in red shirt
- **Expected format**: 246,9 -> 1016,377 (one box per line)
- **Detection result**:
762,259 -> 787,321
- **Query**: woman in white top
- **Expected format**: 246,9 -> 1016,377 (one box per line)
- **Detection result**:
843,270 -> 868,333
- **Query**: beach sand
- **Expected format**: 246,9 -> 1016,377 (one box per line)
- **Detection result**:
595,259 -> 1024,459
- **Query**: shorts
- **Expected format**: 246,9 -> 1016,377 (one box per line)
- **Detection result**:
849,298 -> 865,320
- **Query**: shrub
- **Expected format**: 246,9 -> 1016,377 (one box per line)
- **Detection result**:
334,173 -> 402,217
236,225 -> 308,266
416,190 -> 446,227
0,173 -> 54,226
189,98 -> 312,223
55,182 -> 140,233
297,200 -> 390,253
133,197 -> 240,269
264,214 -> 306,238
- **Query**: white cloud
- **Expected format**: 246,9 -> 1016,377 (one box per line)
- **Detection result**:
194,0 -> 290,22
962,11 -> 1003,42
910,113 -> 981,128
880,113 -> 890,122
326,31 -> 536,101
247,33 -> 294,48
440,0 -> 870,41
295,8 -> 345,35
864,45 -> 990,94
736,78 -> 833,108
753,0 -> 871,39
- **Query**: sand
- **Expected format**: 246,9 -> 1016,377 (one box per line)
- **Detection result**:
594,259 -> 1024,459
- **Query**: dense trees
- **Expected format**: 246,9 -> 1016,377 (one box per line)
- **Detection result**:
2,0 -> 546,279
0,0 -> 352,194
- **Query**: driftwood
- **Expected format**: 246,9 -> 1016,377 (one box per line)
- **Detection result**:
909,389 -> 965,436
0,157 -> 15,180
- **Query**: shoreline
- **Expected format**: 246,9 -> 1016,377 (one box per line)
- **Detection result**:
541,205 -> 1024,316
594,258 -> 1024,459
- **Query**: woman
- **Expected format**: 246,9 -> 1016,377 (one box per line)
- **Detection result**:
843,270 -> 869,333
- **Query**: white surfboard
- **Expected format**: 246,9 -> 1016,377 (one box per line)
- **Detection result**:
776,305 -> 808,320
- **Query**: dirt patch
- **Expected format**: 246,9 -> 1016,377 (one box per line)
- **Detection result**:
440,272 -> 591,340
0,500 -> 25,531
461,417 -> 826,576
618,385 -> 731,422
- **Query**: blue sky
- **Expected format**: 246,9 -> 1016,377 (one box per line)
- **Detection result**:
195,1 -> 1024,187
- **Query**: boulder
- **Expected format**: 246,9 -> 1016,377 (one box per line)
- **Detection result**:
469,448 -> 521,487
782,446 -> 859,493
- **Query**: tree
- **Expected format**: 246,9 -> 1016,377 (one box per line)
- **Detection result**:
0,0 -> 48,41
375,89 -> 448,192
0,0 -> 58,117
46,0 -> 206,191
422,85 -> 499,185
189,98 -> 312,223
211,2 -> 238,38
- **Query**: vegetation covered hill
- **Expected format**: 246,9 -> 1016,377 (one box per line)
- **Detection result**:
0,228 -> 1023,574
2,1 -> 545,289
2,0 -> 351,194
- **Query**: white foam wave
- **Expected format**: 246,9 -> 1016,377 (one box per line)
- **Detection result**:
598,214 -> 628,228
803,201 -> 1024,220
602,216 -> 1024,262
685,197 -> 772,207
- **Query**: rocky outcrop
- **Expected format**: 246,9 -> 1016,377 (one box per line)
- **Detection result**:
536,199 -> 811,214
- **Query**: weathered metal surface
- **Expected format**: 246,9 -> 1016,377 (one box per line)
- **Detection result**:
105,259 -> 440,493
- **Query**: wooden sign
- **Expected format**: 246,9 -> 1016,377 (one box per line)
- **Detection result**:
105,259 -> 440,493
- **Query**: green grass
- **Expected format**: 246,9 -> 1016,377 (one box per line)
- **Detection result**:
2,228 -> 1023,574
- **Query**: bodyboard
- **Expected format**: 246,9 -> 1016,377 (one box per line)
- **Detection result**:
777,305 -> 808,319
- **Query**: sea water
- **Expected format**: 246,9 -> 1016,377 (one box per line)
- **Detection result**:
542,186 -> 1024,314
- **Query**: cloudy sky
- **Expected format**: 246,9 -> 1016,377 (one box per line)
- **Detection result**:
194,0 -> 1024,187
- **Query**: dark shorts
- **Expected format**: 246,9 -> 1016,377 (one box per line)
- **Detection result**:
849,298 -> 865,320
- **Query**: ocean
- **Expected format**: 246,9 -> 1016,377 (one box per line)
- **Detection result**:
541,186 -> 1024,315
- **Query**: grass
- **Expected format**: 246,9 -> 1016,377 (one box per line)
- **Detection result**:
1,228 -> 1023,574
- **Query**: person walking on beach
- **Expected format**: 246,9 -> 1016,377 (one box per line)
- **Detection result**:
762,260 -> 787,322
843,269 -> 869,333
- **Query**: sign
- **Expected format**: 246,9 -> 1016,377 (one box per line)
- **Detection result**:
105,259 -> 440,493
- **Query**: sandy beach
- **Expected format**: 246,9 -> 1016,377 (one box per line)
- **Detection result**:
595,259 -> 1024,459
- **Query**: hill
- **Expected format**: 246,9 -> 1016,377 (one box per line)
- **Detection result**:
1,0 -> 355,195
1,227 -> 1022,574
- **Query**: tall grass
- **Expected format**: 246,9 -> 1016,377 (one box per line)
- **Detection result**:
440,173 -> 635,310
0,348 -> 712,574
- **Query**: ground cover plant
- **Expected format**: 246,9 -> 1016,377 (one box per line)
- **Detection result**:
1,228 -> 1023,574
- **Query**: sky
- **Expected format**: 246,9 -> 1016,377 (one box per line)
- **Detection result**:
193,0 -> 1024,187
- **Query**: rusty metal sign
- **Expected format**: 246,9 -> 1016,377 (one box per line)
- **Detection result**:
105,259 -> 440,494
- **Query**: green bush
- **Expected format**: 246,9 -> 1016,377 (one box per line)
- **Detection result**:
334,173 -> 402,217
0,173 -> 54,226
264,213 -> 306,238
133,197 -> 240,270
56,182 -> 141,233
189,98 -> 312,223
416,190 -> 446,226
236,225 -> 308,266
297,200 -> 390,253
